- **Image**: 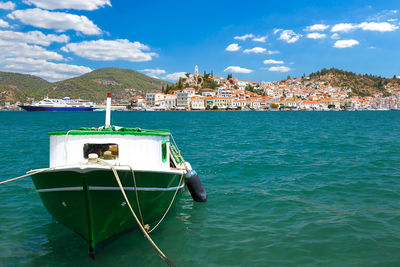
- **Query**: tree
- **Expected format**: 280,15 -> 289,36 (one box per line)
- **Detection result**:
227,73 -> 232,79
185,72 -> 191,78
245,84 -> 255,92
328,104 -> 336,109
270,103 -> 279,109
212,105 -> 218,110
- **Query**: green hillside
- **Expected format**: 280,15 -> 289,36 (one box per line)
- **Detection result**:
44,68 -> 171,102
0,68 -> 171,104
0,71 -> 50,101
0,84 -> 30,105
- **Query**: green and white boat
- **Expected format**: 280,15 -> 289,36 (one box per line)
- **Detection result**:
28,93 -> 206,258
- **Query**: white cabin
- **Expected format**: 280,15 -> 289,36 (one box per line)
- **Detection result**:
49,129 -> 174,172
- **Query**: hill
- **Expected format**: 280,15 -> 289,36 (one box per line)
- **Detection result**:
0,72 -> 50,104
0,68 -> 171,104
44,68 -> 172,102
308,68 -> 399,97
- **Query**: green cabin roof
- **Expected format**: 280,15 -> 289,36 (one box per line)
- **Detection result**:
48,127 -> 171,137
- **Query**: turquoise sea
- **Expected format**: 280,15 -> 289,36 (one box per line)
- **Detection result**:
1,111 -> 400,266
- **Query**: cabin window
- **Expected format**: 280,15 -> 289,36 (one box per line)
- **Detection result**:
161,140 -> 168,163
83,143 -> 118,160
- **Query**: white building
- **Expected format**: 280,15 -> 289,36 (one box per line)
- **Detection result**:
182,88 -> 195,96
145,93 -> 165,107
165,94 -> 177,109
176,92 -> 191,108
201,88 -> 216,97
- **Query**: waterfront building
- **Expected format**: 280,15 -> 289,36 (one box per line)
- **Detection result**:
214,96 -> 233,109
232,99 -> 247,109
145,93 -> 165,107
176,92 -> 191,109
204,96 -> 216,109
165,94 -> 177,109
191,96 -> 205,110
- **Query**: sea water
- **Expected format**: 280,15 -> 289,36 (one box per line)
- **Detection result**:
0,111 -> 399,266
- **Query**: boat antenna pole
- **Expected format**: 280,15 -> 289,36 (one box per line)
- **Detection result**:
105,92 -> 111,128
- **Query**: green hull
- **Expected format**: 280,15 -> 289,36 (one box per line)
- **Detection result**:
30,168 -> 184,251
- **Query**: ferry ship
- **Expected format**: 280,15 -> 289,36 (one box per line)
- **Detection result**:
19,97 -> 98,111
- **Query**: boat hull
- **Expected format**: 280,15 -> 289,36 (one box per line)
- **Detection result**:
19,105 -> 96,111
30,167 -> 184,250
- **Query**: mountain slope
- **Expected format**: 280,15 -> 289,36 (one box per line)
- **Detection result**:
309,68 -> 398,97
0,71 -> 50,100
44,68 -> 171,102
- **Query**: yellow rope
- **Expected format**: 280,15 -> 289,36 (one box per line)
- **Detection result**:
98,159 -> 176,267
148,172 -> 184,234
126,165 -> 145,227
0,168 -> 49,185
1,161 -> 180,267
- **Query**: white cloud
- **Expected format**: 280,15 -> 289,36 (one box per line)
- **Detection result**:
306,32 -> 327,39
164,72 -> 186,81
333,39 -> 359,48
331,23 -> 358,32
268,66 -> 291,72
358,22 -> 398,32
267,50 -> 280,55
331,33 -> 340,39
0,19 -> 9,28
22,0 -> 111,10
243,47 -> 266,54
263,59 -> 284,64
8,8 -> 102,35
304,24 -> 329,31
252,36 -> 267,42
225,43 -> 241,52
0,1 -> 15,10
234,33 -> 254,41
224,66 -> 253,74
0,57 -> 91,81
0,40 -> 63,60
0,30 -> 69,46
273,29 -> 282,35
61,39 -> 157,62
141,68 -> 166,79
278,30 -> 301,43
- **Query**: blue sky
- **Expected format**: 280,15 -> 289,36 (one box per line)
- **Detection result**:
0,0 -> 399,82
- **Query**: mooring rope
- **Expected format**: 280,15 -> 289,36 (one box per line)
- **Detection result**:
0,157 -> 183,267
97,159 -> 176,267
124,164 -> 145,227
148,172 -> 184,234
0,168 -> 50,185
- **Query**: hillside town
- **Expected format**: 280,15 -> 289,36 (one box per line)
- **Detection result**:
2,66 -> 400,111
130,66 -> 400,111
